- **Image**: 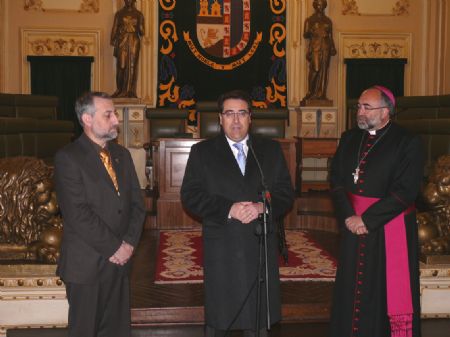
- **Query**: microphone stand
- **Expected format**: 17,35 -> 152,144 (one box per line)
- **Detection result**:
247,139 -> 271,337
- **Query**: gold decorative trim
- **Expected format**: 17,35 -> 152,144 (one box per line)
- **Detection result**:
159,0 -> 176,12
270,0 -> 286,15
342,0 -> 359,15
342,0 -> 410,16
392,0 -> 409,16
0,276 -> 64,291
29,38 -> 91,56
346,41 -> 404,58
21,28 -> 101,93
420,267 -> 450,278
0,265 -> 65,298
269,23 -> 286,58
24,0 -> 43,11
24,0 -> 99,12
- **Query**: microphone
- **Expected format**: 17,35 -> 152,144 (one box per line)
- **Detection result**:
246,138 -> 271,203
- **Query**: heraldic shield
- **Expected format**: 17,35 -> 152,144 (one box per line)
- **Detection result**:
196,0 -> 250,58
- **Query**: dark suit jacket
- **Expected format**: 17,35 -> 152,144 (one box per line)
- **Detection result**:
54,133 -> 145,284
180,133 -> 294,330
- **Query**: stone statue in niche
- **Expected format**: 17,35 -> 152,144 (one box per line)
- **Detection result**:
301,0 -> 336,107
111,0 -> 145,98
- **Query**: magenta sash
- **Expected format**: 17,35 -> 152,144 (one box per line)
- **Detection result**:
348,193 -> 413,337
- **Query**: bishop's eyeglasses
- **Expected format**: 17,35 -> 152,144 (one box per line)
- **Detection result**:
354,103 -> 388,111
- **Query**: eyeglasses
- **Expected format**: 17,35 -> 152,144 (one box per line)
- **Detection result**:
221,111 -> 250,119
354,104 -> 388,111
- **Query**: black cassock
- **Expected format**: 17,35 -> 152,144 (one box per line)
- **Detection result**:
329,122 -> 424,337
181,134 -> 294,331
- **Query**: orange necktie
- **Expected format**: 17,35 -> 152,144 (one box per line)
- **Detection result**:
99,149 -> 119,193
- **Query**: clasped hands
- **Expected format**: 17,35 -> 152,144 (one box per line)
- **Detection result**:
229,202 -> 263,224
345,215 -> 368,235
109,241 -> 134,266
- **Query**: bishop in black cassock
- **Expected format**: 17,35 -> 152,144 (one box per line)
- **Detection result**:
329,86 -> 424,337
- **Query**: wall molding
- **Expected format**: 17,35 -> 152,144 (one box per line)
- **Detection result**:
0,0 -> 6,92
21,27 -> 101,93
337,32 -> 412,133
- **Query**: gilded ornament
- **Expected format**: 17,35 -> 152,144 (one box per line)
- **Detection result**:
160,20 -> 178,55
393,0 -> 409,16
159,76 -> 180,106
269,23 -> 286,58
29,38 -> 90,56
266,78 -> 286,107
341,0 -> 360,15
24,0 -> 43,11
160,0 -> 176,11
270,0 -> 286,15
0,157 -> 62,264
346,42 -> 403,59
418,155 -> 450,260
79,0 -> 99,13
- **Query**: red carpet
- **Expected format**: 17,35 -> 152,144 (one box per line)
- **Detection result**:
154,230 -> 336,284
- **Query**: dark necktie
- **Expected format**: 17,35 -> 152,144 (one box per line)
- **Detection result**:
99,149 -> 119,192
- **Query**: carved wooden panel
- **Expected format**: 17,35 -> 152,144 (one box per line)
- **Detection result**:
153,138 -> 298,229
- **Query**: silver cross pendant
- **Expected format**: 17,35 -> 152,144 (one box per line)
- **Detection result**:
352,167 -> 360,184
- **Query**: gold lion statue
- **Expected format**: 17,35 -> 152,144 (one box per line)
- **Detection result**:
418,155 -> 450,256
0,157 -> 62,263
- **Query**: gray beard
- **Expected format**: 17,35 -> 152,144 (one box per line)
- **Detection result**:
94,129 -> 118,141
357,117 -> 376,130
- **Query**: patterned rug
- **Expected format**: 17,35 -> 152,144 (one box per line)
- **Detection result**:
154,230 -> 336,284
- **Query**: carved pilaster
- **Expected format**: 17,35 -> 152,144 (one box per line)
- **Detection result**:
286,0 -> 306,110
0,0 -> 5,92
139,0 -> 157,106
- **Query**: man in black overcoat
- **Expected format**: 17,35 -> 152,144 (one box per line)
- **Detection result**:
54,91 -> 145,337
181,90 -> 294,337
329,86 -> 423,337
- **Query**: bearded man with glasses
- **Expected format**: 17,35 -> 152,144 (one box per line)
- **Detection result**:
181,90 -> 294,337
329,86 -> 424,337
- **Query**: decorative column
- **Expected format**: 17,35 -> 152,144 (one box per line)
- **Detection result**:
115,100 -> 148,189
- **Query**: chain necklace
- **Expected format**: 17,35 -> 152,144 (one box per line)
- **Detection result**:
352,123 -> 392,184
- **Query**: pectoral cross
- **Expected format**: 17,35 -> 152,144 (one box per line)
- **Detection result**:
352,167 -> 360,184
